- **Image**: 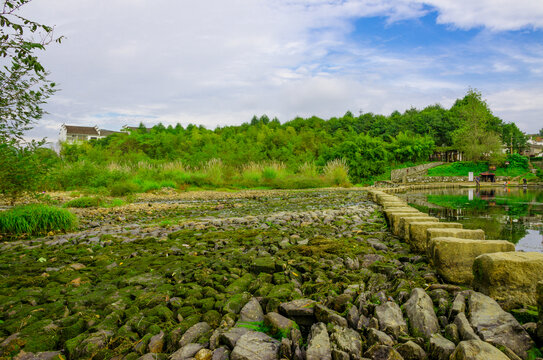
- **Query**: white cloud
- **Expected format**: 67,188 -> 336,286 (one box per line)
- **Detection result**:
13,0 -> 543,142
421,0 -> 543,31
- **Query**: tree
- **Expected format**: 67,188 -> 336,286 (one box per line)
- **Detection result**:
1,0 -> 62,143
0,0 -> 62,202
452,89 -> 505,163
539,128 -> 543,137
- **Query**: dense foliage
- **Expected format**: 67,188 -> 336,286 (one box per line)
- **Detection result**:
47,90 -> 527,190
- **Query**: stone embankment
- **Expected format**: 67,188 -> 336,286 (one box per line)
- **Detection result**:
0,189 -> 541,360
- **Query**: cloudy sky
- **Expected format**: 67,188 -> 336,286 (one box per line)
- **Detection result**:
15,0 -> 543,141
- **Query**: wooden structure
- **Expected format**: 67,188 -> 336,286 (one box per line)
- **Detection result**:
479,172 -> 496,182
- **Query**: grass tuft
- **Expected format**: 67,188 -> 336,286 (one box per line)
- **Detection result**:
64,196 -> 102,208
0,204 -> 78,237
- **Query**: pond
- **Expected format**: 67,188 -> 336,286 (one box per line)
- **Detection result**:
396,186 -> 543,252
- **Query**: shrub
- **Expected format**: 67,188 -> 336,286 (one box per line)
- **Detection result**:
298,162 -> 318,177
64,196 -> 102,208
323,159 -> 351,186
109,182 -> 139,196
204,158 -> 224,186
261,167 -> 278,182
0,204 -> 78,237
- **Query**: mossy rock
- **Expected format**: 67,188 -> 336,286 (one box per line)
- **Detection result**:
198,297 -> 216,311
178,306 -> 197,318
19,319 -> 60,352
511,308 -> 538,324
267,283 -> 297,301
149,305 -> 174,322
226,273 -> 255,294
252,257 -> 276,274
178,314 -> 201,334
203,310 -> 222,328
223,292 -> 252,314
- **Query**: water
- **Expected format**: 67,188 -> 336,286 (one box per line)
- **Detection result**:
396,187 -> 543,252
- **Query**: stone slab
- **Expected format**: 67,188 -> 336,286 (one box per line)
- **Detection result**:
391,213 -> 429,236
398,216 -> 439,240
473,252 -> 543,309
428,237 -> 515,284
427,228 -> 485,245
408,222 -> 463,253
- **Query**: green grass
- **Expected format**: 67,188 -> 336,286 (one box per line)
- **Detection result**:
0,204 -> 78,237
428,161 -> 530,177
64,196 -> 102,208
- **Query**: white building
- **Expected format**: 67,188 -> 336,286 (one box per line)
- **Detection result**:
59,124 -> 118,143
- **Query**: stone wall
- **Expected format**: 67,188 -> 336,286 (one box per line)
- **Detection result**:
390,162 -> 444,182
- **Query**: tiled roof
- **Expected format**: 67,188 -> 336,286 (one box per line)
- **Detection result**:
99,129 -> 119,136
64,125 -> 99,135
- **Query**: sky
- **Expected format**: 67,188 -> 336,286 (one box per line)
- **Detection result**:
12,0 -> 543,141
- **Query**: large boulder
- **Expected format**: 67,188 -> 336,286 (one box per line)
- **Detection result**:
383,209 -> 421,228
467,291 -> 534,359
403,288 -> 439,339
398,216 -> 438,240
473,252 -> 543,309
408,222 -> 462,253
306,322 -> 332,360
230,331 -> 280,360
450,340 -> 509,360
428,237 -> 514,284
374,302 -> 408,338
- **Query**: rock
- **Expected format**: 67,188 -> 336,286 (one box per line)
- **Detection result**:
280,338 -> 292,359
72,330 -> 113,359
170,343 -> 205,360
346,305 -> 360,329
428,237 -> 514,284
306,322 -> 332,360
408,222 -> 462,253
403,288 -> 439,339
148,331 -> 165,353
395,341 -> 426,360
211,347 -> 230,360
449,292 -> 467,320
330,293 -> 353,313
219,327 -> 251,348
138,353 -> 168,360
195,348 -> 213,360
263,312 -> 297,338
450,340 -> 509,360
230,331 -> 280,360
363,345 -> 404,360
374,302 -> 408,338
453,313 -> 479,341
252,257 -> 276,274
14,351 -> 62,360
279,299 -> 315,317
444,323 -> 460,344
473,252 -> 543,309
239,298 -> 264,322
314,304 -> 348,328
330,326 -> 363,360
429,334 -> 455,360
367,328 -> 395,347
179,322 -> 212,347
467,291 -> 533,359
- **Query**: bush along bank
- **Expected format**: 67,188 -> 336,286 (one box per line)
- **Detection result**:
1,189 -> 541,359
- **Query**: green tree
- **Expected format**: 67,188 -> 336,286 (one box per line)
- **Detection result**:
452,89 -> 505,163
0,0 -> 62,203
1,0 -> 62,143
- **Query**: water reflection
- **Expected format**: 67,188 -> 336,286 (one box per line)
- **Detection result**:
397,187 -> 543,252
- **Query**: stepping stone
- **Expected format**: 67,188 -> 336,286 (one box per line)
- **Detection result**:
408,222 -> 462,253
428,237 -> 514,284
473,252 -> 543,309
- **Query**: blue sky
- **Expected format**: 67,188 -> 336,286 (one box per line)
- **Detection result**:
12,0 -> 543,141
